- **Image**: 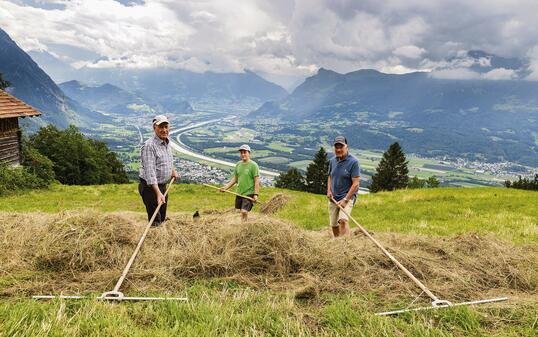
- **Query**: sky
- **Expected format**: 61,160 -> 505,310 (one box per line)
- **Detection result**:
2,0 -> 538,89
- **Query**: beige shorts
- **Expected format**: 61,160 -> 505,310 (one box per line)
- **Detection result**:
328,200 -> 354,228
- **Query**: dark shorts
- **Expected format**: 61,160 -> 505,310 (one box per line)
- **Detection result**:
235,195 -> 255,212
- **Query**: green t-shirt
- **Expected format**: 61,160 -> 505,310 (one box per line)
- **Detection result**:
233,160 -> 259,195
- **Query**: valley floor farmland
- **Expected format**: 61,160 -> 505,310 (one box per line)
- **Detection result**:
84,109 -> 538,188
0,185 -> 537,336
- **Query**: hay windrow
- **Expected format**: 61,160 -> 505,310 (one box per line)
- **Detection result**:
0,211 -> 537,303
260,193 -> 291,214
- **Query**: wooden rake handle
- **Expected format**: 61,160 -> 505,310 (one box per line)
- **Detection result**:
330,196 -> 440,302
110,177 -> 176,294
203,183 -> 257,202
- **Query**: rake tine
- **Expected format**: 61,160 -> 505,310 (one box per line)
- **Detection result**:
32,178 -> 188,303
330,197 -> 508,316
376,297 -> 508,316
33,295 -> 85,300
33,295 -> 188,301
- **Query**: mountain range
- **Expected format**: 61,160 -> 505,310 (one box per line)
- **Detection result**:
0,28 -> 104,128
3,26 -> 538,167
58,80 -> 192,116
1,26 -> 287,129
251,68 -> 538,166
28,50 -> 288,111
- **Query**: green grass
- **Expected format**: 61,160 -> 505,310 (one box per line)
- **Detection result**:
222,128 -> 256,142
1,185 -> 537,336
203,146 -> 238,154
267,141 -> 294,153
289,160 -> 313,170
0,184 -> 536,243
258,156 -> 291,164
1,287 -> 536,336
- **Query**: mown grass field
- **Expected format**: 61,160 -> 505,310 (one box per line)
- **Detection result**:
1,184 -> 537,336
1,184 -> 536,243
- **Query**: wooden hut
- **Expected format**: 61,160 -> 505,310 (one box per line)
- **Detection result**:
0,90 -> 42,165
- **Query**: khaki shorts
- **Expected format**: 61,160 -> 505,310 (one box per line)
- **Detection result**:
328,200 -> 354,228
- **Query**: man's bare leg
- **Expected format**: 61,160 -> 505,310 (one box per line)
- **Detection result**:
332,225 -> 340,237
338,219 -> 351,237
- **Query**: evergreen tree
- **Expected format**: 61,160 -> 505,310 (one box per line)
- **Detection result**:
275,167 -> 306,191
0,73 -> 10,90
305,147 -> 329,194
370,142 -> 409,192
505,174 -> 538,191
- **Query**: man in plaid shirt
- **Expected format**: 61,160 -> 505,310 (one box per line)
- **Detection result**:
139,115 -> 179,226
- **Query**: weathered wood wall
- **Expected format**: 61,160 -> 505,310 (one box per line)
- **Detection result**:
0,118 -> 21,165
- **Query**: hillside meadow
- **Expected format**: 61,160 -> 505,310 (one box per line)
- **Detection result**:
1,184 -> 536,243
0,184 -> 537,336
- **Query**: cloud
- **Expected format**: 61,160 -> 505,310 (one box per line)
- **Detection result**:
2,0 -> 538,85
482,68 -> 517,80
525,46 -> 538,80
431,67 -> 518,80
430,68 -> 481,80
393,45 -> 426,59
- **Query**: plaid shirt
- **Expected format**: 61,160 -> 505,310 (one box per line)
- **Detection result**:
139,135 -> 174,185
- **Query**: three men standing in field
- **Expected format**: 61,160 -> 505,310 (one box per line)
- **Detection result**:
327,136 -> 361,237
138,116 -> 358,235
220,144 -> 260,221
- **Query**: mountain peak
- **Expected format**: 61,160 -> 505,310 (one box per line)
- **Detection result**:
61,80 -> 83,86
0,28 -> 100,128
346,68 -> 383,77
0,27 -> 13,42
317,68 -> 340,76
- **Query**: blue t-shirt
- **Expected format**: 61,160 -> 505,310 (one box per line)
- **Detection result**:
329,154 -> 361,201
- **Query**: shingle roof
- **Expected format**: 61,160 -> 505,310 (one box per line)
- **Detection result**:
0,89 -> 42,119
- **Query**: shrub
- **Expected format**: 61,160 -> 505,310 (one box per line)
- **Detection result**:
21,139 -> 55,184
275,167 -> 306,191
0,163 -> 49,195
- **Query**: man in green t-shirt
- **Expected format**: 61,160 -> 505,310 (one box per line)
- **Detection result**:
220,144 -> 260,221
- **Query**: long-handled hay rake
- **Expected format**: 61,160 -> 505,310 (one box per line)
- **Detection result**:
203,183 -> 257,202
330,197 -> 507,316
33,178 -> 188,302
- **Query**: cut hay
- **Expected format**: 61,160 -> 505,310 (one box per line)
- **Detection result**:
0,211 -> 537,304
260,193 -> 291,214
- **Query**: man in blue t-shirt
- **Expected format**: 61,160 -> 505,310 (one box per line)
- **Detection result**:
327,136 -> 361,237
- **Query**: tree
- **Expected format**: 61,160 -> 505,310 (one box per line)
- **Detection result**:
275,167 -> 306,191
29,124 -> 129,185
21,137 -> 55,185
505,174 -> 538,191
426,176 -> 440,188
409,175 -> 441,189
408,176 -> 426,189
0,73 -> 10,90
370,142 -> 409,192
305,147 -> 329,194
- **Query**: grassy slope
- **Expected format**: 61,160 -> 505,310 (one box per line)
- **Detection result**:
1,184 -> 536,243
1,185 -> 537,336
